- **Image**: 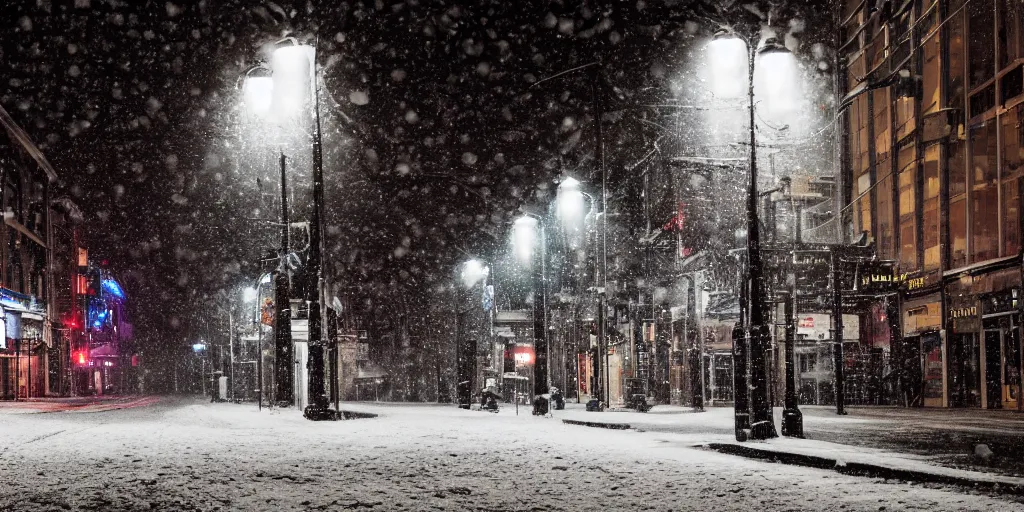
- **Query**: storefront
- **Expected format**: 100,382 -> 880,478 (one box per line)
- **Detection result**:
945,267 -> 1023,409
980,288 -> 1022,409
0,290 -> 51,400
902,295 -> 943,407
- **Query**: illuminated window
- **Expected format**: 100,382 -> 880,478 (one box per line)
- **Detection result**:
921,31 -> 941,115
971,121 -> 999,262
898,143 -> 917,270
876,172 -> 893,258
923,145 -> 941,270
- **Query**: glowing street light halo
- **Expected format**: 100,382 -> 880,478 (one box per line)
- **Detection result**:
242,66 -> 274,118
460,258 -> 489,288
512,215 -> 539,265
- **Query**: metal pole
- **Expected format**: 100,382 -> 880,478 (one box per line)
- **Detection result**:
744,35 -> 777,440
533,223 -> 549,415
832,247 -> 847,415
304,38 -> 332,420
782,289 -> 804,436
228,308 -> 234,402
274,153 -> 293,407
257,315 -> 263,411
697,274 -> 706,405
456,284 -> 469,409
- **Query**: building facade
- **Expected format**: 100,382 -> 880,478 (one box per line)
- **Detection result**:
840,0 -> 1024,408
0,104 -> 62,400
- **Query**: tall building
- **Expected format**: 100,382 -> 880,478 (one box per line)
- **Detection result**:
0,104 -> 61,399
839,0 -> 1024,409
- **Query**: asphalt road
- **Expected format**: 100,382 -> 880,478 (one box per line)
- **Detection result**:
0,397 -> 1020,511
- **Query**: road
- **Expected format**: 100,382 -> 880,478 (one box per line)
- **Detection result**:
0,397 -> 1019,511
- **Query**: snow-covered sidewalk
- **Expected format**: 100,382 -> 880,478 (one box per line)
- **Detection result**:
2,397 -> 1022,511
551,404 -> 1024,490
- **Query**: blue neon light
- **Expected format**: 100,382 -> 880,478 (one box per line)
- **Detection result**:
101,279 -> 125,299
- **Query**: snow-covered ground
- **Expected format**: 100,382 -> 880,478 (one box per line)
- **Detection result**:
0,397 -> 1019,511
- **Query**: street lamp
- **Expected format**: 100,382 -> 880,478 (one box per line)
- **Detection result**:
707,28 -> 794,441
555,178 -> 598,404
192,341 -> 207,397
512,214 -> 550,415
455,259 -> 490,409
241,63 -> 295,411
243,36 -> 333,420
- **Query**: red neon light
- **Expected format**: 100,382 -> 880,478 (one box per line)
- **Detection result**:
77,352 -> 86,365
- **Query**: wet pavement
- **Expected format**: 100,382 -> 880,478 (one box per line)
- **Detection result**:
799,406 -> 1024,477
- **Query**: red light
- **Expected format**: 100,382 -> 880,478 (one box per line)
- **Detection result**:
76,352 -> 86,365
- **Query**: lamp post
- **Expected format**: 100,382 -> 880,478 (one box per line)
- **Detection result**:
241,65 -> 294,410
513,215 -> 550,415
242,37 -> 334,420
456,259 -> 489,409
707,28 -> 792,440
555,178 -> 598,404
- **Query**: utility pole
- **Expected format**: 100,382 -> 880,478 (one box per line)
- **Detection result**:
274,152 -> 294,407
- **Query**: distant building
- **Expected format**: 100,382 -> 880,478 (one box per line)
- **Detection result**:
71,257 -> 135,395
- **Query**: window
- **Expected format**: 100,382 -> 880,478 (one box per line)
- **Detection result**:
1001,0 -> 1024,67
874,88 -> 891,163
877,172 -> 894,258
895,95 -> 915,140
849,92 -> 872,237
921,31 -> 941,115
949,138 -> 968,268
968,0 -> 995,90
1002,105 -> 1024,178
948,12 -> 966,115
857,173 -> 872,237
898,144 -> 917,270
972,120 -> 998,186
1002,105 -> 1024,256
949,138 -> 967,198
1004,179 -> 1021,255
923,145 -> 941,270
868,29 -> 888,73
950,197 -> 969,268
971,121 -> 999,261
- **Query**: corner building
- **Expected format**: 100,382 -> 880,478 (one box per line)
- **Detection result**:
840,0 -> 1024,408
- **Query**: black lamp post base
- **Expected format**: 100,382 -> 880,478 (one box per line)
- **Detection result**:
303,399 -> 337,421
734,411 -> 750,441
782,407 -> 804,438
750,420 -> 777,440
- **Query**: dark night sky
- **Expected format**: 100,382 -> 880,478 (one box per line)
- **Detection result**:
1,1 -> 832,375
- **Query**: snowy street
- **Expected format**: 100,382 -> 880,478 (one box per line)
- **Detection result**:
1,398 -> 1022,511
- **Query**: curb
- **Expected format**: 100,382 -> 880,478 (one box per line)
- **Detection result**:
702,443 -> 1024,495
562,419 -> 631,430
339,410 -> 378,420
